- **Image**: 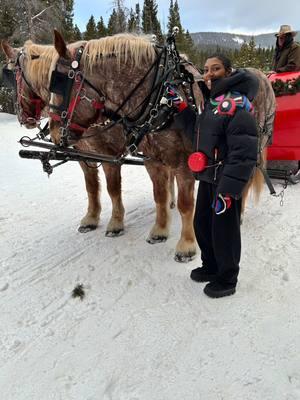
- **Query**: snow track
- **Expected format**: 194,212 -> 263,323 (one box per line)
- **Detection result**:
1,114 -> 300,400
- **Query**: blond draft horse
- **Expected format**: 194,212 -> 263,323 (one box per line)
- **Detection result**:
49,31 -> 197,262
1,40 -> 128,237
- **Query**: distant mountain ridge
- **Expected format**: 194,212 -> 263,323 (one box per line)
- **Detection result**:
191,31 -> 300,50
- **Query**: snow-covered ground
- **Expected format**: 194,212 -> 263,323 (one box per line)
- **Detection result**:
1,113 -> 300,400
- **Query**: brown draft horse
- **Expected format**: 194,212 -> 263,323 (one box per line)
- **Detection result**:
1,40 -> 130,238
48,31 -> 275,261
1,38 -> 184,257
48,31 -> 199,262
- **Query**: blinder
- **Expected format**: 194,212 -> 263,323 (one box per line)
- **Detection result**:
49,67 -> 75,112
49,68 -> 73,97
2,65 -> 16,90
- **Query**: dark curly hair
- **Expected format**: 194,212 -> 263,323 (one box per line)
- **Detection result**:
207,54 -> 232,73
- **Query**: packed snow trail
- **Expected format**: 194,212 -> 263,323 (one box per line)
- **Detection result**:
0,114 -> 300,400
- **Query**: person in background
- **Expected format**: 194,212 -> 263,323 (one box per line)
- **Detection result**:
272,25 -> 300,72
162,55 -> 258,298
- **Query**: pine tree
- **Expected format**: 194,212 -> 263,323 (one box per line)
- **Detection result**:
135,3 -> 141,34
62,0 -> 75,42
248,36 -> 260,68
169,0 -> 185,50
84,15 -> 97,40
97,17 -> 107,37
110,0 -> 127,33
128,8 -> 137,32
107,9 -> 118,35
73,24 -> 82,41
167,0 -> 175,34
235,41 -> 249,67
142,0 -> 163,42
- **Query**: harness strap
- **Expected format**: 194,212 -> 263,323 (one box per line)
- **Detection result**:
15,68 -> 45,124
49,112 -> 86,133
258,165 -> 276,195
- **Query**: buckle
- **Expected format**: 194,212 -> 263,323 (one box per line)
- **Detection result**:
127,143 -> 138,155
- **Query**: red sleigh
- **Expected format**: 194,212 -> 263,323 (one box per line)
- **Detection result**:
267,71 -> 300,183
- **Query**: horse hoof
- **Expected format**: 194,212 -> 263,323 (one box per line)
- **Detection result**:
78,225 -> 97,233
105,229 -> 124,237
174,252 -> 196,263
146,235 -> 168,244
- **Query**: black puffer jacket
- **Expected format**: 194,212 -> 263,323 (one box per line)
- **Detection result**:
175,69 -> 259,199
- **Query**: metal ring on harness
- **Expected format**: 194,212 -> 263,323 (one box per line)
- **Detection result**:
68,70 -> 75,79
150,108 -> 159,118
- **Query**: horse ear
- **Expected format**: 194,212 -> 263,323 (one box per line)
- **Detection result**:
1,40 -> 16,60
53,29 -> 67,58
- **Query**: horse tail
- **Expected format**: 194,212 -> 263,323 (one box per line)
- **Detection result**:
241,148 -> 267,214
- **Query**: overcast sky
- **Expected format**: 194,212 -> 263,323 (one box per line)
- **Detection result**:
74,0 -> 300,35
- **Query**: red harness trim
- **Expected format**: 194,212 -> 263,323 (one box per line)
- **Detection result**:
91,99 -> 105,110
15,68 -> 46,124
49,112 -> 87,133
50,47 -> 106,137
50,95 -> 105,134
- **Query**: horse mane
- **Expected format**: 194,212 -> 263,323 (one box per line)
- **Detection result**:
83,34 -> 156,71
23,41 -> 57,88
24,40 -> 87,89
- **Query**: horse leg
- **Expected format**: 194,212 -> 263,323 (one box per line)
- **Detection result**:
101,163 -> 125,237
78,161 -> 101,233
144,162 -> 171,243
174,167 -> 197,262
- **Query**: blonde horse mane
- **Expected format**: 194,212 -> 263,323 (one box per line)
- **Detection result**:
23,40 -> 87,90
23,41 -> 58,88
83,34 -> 156,71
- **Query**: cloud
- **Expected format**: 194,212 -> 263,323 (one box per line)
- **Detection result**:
74,0 -> 300,34
180,0 -> 300,33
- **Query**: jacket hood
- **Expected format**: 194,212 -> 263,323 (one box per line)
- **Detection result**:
199,69 -> 259,101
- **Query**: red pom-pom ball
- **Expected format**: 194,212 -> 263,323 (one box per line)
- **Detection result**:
188,152 -> 208,172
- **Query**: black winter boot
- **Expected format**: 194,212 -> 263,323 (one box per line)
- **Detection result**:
190,267 -> 217,283
203,281 -> 236,298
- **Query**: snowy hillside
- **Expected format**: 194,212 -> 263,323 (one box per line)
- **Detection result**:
1,113 -> 300,400
191,31 -> 300,49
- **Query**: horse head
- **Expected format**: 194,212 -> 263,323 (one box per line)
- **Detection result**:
49,30 -> 108,145
49,30 -> 160,147
1,40 -> 48,129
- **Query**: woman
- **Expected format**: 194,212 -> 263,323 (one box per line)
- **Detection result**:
165,54 -> 259,298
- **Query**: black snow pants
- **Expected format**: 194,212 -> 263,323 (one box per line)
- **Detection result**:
193,181 -> 242,285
